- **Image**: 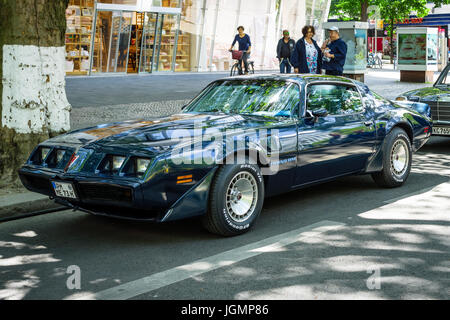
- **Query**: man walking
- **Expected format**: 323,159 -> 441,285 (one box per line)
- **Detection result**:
322,26 -> 347,76
276,30 -> 295,73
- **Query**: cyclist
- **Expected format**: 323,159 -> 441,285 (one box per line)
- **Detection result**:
229,26 -> 252,75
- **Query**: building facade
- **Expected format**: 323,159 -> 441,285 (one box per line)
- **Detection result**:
65,0 -> 331,76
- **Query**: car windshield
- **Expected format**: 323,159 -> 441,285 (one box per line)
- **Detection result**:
184,79 -> 300,118
437,66 -> 450,86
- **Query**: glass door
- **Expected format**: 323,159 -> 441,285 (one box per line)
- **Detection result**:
91,10 -> 132,74
139,12 -> 158,73
154,13 -> 179,72
138,13 -> 179,73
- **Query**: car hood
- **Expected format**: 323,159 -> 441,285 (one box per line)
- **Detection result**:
45,113 -> 283,153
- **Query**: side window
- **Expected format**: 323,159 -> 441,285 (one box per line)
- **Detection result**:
307,84 -> 364,115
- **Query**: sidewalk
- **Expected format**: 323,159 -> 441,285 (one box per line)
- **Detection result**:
0,192 -> 61,220
0,67 -> 441,219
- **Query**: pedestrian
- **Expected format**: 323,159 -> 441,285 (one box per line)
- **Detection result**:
321,26 -> 347,76
290,25 -> 322,74
229,26 -> 252,75
276,30 -> 295,73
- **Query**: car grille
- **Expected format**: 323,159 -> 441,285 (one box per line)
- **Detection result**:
427,100 -> 450,122
77,183 -> 133,203
437,102 -> 450,122
427,101 -> 439,120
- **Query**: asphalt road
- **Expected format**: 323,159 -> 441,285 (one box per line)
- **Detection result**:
65,73 -> 230,108
1,137 -> 449,300
65,68 -> 434,108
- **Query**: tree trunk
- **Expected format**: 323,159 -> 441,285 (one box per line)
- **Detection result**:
0,0 -> 71,189
360,0 -> 369,22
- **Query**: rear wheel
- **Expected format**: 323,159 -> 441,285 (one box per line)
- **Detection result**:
371,127 -> 412,188
248,61 -> 255,74
202,163 -> 264,236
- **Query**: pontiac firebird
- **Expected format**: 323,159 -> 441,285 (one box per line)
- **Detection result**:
19,74 -> 432,236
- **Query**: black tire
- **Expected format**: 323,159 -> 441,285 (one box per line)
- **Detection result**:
371,127 -> 412,188
202,163 -> 265,236
249,62 -> 255,74
376,56 -> 383,69
230,63 -> 239,76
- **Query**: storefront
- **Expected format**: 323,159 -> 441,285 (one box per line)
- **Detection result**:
65,0 -> 331,76
65,0 -> 184,75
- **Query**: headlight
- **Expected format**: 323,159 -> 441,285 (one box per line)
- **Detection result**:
136,158 -> 151,177
395,96 -> 407,101
112,156 -> 126,171
41,147 -> 51,161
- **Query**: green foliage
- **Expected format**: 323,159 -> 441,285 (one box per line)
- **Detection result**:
329,0 -> 370,21
329,0 -> 450,22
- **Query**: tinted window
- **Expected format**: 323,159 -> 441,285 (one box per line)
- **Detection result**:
185,79 -> 300,118
307,84 -> 364,115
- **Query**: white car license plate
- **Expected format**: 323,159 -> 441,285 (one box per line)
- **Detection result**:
51,181 -> 77,199
432,126 -> 450,135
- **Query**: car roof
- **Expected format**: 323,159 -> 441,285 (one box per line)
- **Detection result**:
219,73 -> 356,86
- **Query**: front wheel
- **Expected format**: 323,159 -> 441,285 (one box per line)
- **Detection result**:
202,164 -> 265,236
376,56 -> 383,69
230,63 -> 238,76
371,128 -> 412,188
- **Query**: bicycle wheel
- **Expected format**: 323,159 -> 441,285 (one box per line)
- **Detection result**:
230,63 -> 239,76
376,56 -> 383,69
249,62 -> 255,74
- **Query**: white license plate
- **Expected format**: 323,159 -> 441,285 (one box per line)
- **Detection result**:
51,181 -> 77,199
432,127 -> 450,135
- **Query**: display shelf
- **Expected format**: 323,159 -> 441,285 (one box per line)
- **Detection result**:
65,0 -> 94,75
175,31 -> 191,72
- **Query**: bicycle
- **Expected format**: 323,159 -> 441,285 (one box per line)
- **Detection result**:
229,50 -> 255,76
367,52 -> 383,69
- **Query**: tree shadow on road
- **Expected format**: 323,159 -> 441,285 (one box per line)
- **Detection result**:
0,138 -> 449,299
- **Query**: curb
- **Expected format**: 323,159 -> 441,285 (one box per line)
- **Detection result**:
0,192 -> 62,221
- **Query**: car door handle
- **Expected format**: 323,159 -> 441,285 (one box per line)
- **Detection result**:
364,121 -> 374,126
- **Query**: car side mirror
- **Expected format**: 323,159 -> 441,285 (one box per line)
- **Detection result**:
312,108 -> 328,118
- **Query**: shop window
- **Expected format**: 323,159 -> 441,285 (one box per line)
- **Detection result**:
152,0 -> 181,7
65,0 -> 95,75
175,30 -> 191,72
97,0 -> 138,4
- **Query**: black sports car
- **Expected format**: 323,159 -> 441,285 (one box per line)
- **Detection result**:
19,74 -> 432,236
396,64 -> 450,136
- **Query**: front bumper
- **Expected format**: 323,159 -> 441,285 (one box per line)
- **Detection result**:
18,166 -> 217,222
